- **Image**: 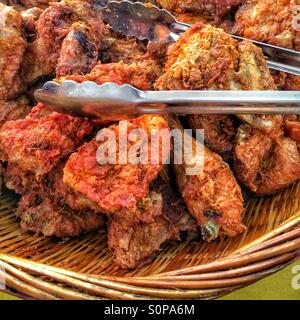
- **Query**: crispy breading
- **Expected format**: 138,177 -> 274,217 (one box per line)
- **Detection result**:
284,116 -> 300,142
0,96 -> 31,128
0,3 -> 26,100
169,116 -> 245,240
61,57 -> 163,90
234,124 -> 300,195
155,23 -> 276,91
22,0 -> 107,82
233,0 -> 300,89
16,190 -> 104,238
233,0 -> 299,50
64,115 -> 170,215
107,175 -> 196,269
0,104 -> 93,178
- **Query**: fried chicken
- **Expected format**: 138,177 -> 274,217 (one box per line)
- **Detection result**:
188,115 -> 238,161
155,23 -> 276,91
64,115 -> 170,216
156,0 -> 242,22
107,175 -> 196,269
284,116 -> 300,142
22,0 -> 107,82
61,60 -> 160,90
234,124 -> 300,195
100,31 -> 148,64
0,104 -> 93,179
0,96 -> 31,128
168,116 -> 245,240
233,0 -> 300,89
0,3 -> 27,100
16,190 -> 104,238
233,0 -> 299,50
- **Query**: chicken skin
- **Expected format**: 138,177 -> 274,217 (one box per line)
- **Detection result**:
107,174 -> 196,269
0,3 -> 27,100
0,104 -> 93,179
64,115 -> 170,216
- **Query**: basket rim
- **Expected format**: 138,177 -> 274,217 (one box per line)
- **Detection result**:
0,214 -> 299,299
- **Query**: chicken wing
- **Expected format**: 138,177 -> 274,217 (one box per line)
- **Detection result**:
168,116 -> 245,240
0,3 -> 27,100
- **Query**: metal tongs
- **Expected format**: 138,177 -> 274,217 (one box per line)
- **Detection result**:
34,1 -> 300,117
100,1 -> 300,76
35,81 -> 300,117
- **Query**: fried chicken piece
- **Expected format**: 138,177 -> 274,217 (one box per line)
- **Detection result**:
233,0 -> 299,50
64,115 -> 170,215
0,96 -> 31,128
157,0 -> 242,22
0,104 -> 93,179
0,3 -> 27,100
16,191 -> 104,238
233,0 -> 300,90
23,0 -> 107,82
61,57 -> 163,90
100,31 -> 148,64
188,115 -> 238,161
56,22 -> 100,77
168,116 -> 245,240
108,175 -> 196,269
155,23 -> 276,91
155,22 -> 280,154
234,124 -> 300,195
284,116 -> 300,142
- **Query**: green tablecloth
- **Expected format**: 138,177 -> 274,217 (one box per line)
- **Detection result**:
0,259 -> 299,300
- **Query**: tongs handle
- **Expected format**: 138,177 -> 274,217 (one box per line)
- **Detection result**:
35,81 -> 300,118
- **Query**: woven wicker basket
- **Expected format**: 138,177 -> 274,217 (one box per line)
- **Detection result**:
0,180 -> 300,299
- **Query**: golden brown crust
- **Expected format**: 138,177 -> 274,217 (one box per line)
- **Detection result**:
155,23 -> 276,91
64,115 -> 170,215
0,3 -> 27,100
